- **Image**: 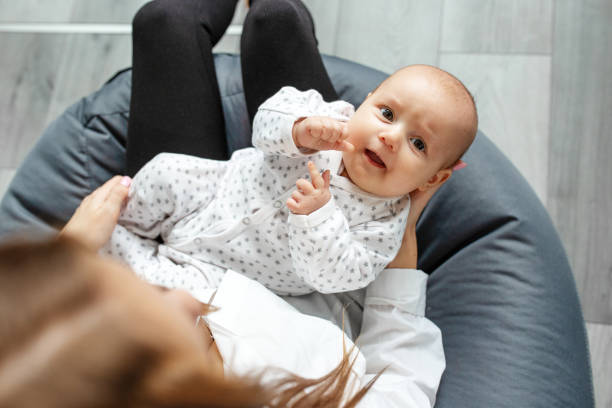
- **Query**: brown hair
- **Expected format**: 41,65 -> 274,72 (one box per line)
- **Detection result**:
0,237 -> 375,407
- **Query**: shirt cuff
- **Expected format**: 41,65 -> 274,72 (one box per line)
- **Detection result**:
365,268 -> 427,315
277,113 -> 312,157
288,197 -> 337,228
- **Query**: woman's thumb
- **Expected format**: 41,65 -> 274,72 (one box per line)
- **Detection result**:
108,176 -> 131,210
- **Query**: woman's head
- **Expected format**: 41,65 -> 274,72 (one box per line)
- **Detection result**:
0,237 -> 374,407
0,237 -> 269,407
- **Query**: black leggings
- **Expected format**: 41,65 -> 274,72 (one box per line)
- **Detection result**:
126,0 -> 338,176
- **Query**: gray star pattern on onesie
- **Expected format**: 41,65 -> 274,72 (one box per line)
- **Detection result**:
104,87 -> 410,299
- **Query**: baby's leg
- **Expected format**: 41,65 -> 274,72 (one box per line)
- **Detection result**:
241,0 -> 339,123
127,0 -> 239,176
104,224 -> 223,302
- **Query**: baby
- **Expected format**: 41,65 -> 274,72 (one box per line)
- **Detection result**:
104,64 -> 477,300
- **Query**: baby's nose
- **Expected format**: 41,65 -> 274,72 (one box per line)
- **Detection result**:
378,132 -> 400,152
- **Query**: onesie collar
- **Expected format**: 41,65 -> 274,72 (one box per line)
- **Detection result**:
332,156 -> 407,201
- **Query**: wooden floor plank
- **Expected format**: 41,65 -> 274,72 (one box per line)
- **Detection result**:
0,33 -> 68,168
441,0 -> 553,53
0,0 -> 148,23
332,0 -> 443,73
0,33 -> 132,168
46,34 -> 132,123
69,0 -> 149,23
586,322 -> 612,408
303,0 -> 342,56
0,0 -> 242,25
548,0 -> 612,324
0,0 -> 75,23
439,53 -> 551,204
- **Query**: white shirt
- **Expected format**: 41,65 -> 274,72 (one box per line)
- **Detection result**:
203,268 -> 445,407
104,87 -> 410,297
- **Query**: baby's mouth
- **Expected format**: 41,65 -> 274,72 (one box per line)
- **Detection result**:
364,149 -> 386,169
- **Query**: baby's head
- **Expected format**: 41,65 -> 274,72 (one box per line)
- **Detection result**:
342,64 -> 478,197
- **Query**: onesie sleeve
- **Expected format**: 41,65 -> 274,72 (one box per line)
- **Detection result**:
287,197 -> 407,293
356,268 -> 446,408
251,86 -> 354,158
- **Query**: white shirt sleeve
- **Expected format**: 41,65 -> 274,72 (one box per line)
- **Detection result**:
287,198 -> 404,293
357,268 -> 446,408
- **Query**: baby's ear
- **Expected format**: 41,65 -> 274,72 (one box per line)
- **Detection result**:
417,168 -> 452,192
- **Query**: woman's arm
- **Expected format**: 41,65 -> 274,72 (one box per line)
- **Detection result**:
357,184 -> 448,407
358,268 -> 445,407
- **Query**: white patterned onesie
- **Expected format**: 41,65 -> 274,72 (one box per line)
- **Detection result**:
104,87 -> 410,300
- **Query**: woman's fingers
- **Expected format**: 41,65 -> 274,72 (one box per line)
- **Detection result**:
90,175 -> 124,205
61,175 -> 131,251
452,159 -> 467,171
407,184 -> 442,227
107,177 -> 131,212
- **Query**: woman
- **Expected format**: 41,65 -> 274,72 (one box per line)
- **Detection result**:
0,0 -> 447,406
0,174 -> 441,408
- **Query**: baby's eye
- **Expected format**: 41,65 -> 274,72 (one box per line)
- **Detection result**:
380,107 -> 394,121
410,137 -> 426,152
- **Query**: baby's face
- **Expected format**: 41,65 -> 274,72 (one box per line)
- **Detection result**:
342,67 -> 466,197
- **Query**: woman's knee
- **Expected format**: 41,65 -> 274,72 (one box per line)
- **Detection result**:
247,0 -> 312,34
132,0 -> 192,37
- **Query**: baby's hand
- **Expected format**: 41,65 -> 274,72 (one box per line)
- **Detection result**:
287,161 -> 331,215
292,116 -> 354,152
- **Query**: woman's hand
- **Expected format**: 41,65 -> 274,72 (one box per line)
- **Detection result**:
386,184 -> 443,269
387,160 -> 466,269
61,176 -> 131,251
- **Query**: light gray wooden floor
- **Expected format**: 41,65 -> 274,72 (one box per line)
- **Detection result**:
0,0 -> 610,406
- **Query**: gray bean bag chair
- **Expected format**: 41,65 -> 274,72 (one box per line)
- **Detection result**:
0,54 -> 594,408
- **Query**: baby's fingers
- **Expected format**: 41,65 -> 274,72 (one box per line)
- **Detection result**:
307,161 -> 325,189
286,197 -> 300,213
290,190 -> 304,203
296,178 -> 314,194
306,117 -> 323,139
335,140 -> 355,152
323,121 -> 343,144
337,121 -> 349,141
322,169 -> 331,189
